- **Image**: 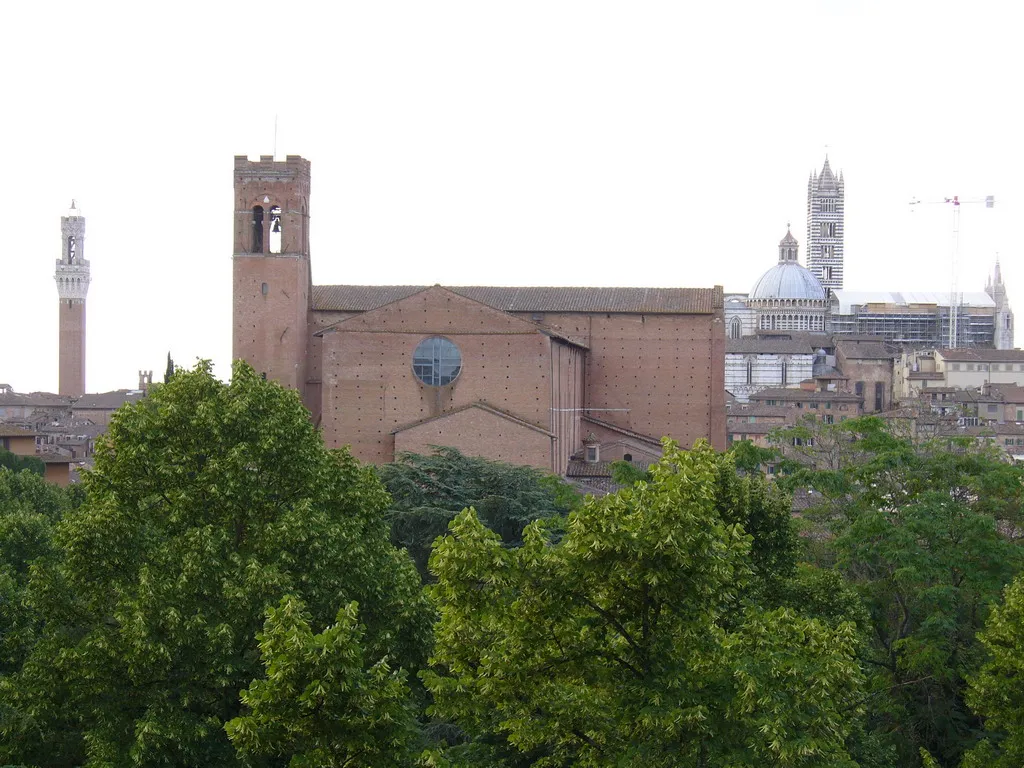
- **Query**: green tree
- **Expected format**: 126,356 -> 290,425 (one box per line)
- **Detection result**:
0,361 -> 431,767
226,595 -> 418,767
424,441 -> 864,767
958,575 -> 1024,768
0,469 -> 77,675
772,417 -> 1024,766
164,351 -> 176,383
379,447 -> 580,580
0,448 -> 44,476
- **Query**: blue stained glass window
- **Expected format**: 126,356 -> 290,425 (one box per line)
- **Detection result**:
412,337 -> 462,386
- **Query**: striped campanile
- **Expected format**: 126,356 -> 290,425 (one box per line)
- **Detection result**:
806,157 -> 845,298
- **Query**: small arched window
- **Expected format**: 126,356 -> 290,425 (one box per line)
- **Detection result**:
67,236 -> 76,263
251,206 -> 265,253
730,317 -> 741,339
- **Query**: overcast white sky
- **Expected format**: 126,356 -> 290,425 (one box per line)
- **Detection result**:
1,1 -> 1021,394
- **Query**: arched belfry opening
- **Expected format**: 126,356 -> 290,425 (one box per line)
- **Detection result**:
251,206 -> 265,253
269,205 -> 282,254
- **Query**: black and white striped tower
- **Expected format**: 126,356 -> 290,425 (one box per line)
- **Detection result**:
806,157 -> 845,298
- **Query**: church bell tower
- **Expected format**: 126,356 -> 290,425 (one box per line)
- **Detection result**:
232,155 -> 312,396
806,157 -> 845,297
55,201 -> 90,397
987,258 -> 1014,350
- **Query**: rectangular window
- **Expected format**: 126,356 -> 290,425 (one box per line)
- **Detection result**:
1006,439 -> 1014,446
875,382 -> 884,410
855,381 -> 864,397
825,415 -> 834,424
826,402 -> 832,409
1017,409 -> 1023,421
988,404 -> 999,413
810,402 -> 818,409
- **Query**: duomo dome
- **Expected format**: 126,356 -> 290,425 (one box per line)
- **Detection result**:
746,229 -> 828,332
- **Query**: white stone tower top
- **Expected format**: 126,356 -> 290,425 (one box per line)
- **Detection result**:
55,200 -> 91,302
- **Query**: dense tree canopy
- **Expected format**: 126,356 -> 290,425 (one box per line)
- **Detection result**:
379,447 -> 580,579
0,448 -> 44,476
424,441 -> 864,767
0,361 -> 431,767
958,574 -> 1024,768
761,417 -> 1024,766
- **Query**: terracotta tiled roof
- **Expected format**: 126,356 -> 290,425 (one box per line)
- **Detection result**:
580,415 -> 663,447
727,338 -> 819,355
0,391 -> 71,407
726,404 -> 792,418
837,341 -> 894,359
37,454 -> 75,464
73,390 -> 146,410
312,285 -> 722,315
988,383 -> 1024,403
565,458 -> 653,478
749,388 -> 862,403
727,423 -> 777,435
0,425 -> 36,437
937,348 -> 1024,362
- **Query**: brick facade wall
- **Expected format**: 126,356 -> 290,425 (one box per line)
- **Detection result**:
318,288 -> 576,468
58,300 -> 86,397
521,311 -> 726,450
394,405 -> 552,469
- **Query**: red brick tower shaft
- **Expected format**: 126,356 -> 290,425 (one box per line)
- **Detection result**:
55,202 -> 90,397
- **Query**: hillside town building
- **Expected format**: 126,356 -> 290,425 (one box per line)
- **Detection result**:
725,159 -> 1014,352
231,155 -> 726,472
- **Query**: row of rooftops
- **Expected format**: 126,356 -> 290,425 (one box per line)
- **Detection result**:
728,332 -> 1024,363
0,388 -> 147,409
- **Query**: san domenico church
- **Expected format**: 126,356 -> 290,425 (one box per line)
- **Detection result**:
232,155 -> 727,477
231,154 -> 1015,478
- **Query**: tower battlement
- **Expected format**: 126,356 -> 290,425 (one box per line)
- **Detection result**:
233,155 -> 311,183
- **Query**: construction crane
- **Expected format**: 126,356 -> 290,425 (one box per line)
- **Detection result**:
909,194 -> 994,348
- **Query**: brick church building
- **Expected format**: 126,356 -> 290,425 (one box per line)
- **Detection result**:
232,155 -> 725,474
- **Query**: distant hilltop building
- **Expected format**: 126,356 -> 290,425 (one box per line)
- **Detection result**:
231,154 -> 726,475
55,201 -> 90,396
725,157 -> 1013,351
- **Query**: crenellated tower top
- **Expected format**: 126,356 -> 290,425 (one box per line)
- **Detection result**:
55,200 -> 91,302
